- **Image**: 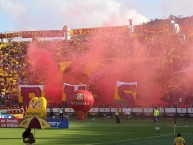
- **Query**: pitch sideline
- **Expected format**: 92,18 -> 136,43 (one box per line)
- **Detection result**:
87,133 -> 173,145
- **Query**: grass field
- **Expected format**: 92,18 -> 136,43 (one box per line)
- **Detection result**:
0,117 -> 193,145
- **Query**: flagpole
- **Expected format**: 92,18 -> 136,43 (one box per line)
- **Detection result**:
174,124 -> 176,134
173,115 -> 176,134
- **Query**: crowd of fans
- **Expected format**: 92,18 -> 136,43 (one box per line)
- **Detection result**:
1,15 -> 193,109
0,42 -> 28,107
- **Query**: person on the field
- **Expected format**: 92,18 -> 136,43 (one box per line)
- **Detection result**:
58,107 -> 64,119
153,107 -> 159,124
49,107 -> 54,119
22,128 -> 35,145
174,133 -> 185,145
125,108 -> 131,120
115,108 -> 120,123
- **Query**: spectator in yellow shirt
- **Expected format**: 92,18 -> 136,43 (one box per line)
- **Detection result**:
174,133 -> 185,145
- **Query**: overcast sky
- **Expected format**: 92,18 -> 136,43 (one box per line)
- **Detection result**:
0,0 -> 193,32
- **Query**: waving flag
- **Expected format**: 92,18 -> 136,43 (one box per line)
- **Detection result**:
114,81 -> 137,106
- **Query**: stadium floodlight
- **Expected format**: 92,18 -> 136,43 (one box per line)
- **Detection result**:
67,28 -> 71,40
171,20 -> 175,23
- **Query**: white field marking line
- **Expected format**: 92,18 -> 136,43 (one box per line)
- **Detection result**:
87,134 -> 173,145
167,125 -> 193,127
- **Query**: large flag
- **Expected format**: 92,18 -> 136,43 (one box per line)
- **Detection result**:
114,81 -> 137,106
19,85 -> 45,107
62,83 -> 86,107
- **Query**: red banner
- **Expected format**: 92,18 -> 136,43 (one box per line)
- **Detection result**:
0,30 -> 64,38
69,25 -> 128,36
0,118 -> 22,128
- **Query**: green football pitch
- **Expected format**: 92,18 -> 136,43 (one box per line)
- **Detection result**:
0,117 -> 192,145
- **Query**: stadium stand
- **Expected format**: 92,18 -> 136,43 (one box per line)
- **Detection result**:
1,15 -> 193,111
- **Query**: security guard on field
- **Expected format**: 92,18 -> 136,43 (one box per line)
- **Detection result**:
153,107 -> 159,124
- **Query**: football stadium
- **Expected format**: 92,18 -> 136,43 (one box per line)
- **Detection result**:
1,1 -> 193,145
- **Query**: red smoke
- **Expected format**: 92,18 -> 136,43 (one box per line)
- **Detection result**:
66,32 -> 163,106
26,19 -> 193,107
27,41 -> 63,106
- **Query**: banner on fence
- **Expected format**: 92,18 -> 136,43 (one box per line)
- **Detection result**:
47,118 -> 69,128
0,118 -> 22,128
0,118 -> 69,128
69,26 -> 128,36
0,30 -> 64,38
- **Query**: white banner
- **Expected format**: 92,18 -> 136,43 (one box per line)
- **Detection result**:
165,108 -> 176,116
65,108 -> 75,113
188,108 -> 193,113
165,108 -> 176,113
158,108 -> 165,113
122,108 -> 132,113
143,108 -> 153,113
89,108 -> 99,112
99,108 -> 110,112
177,108 -> 187,113
111,108 -> 121,112
133,108 -> 143,113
